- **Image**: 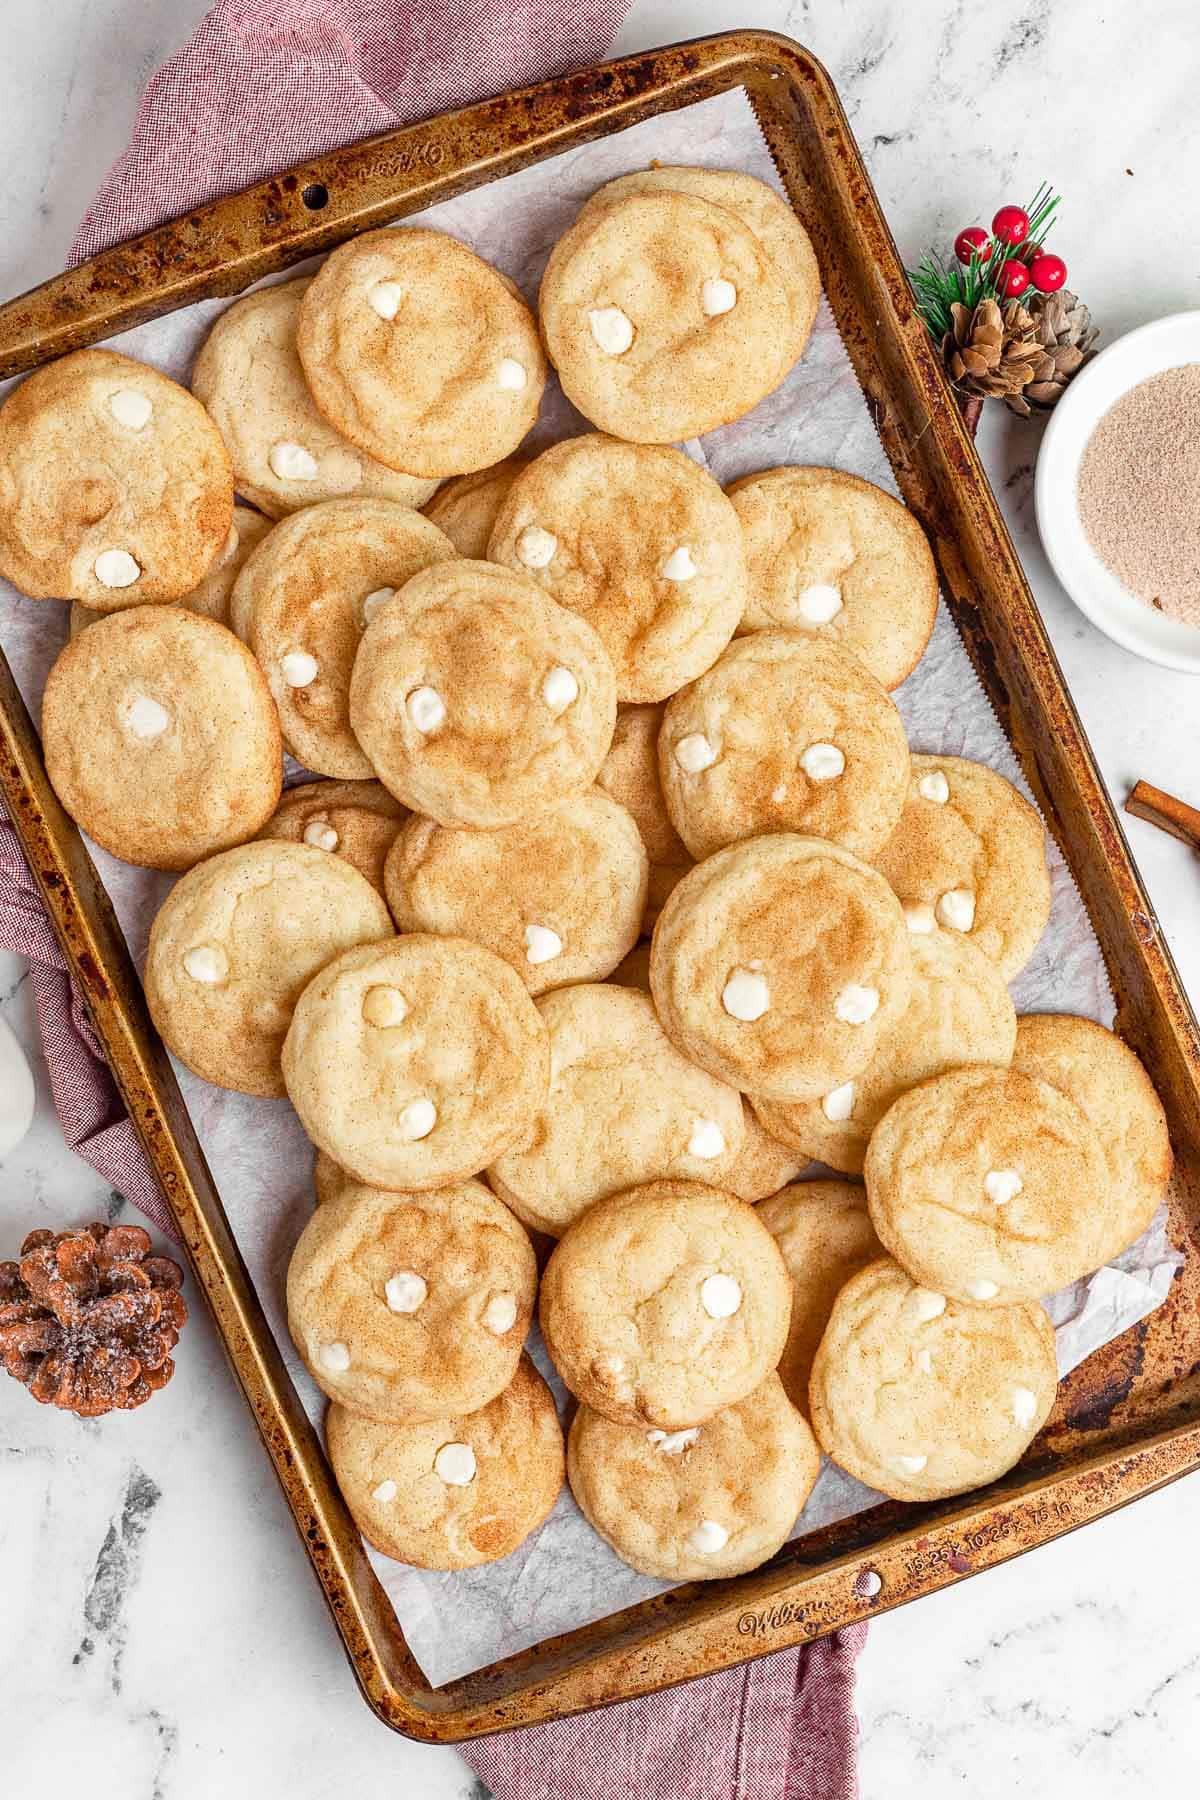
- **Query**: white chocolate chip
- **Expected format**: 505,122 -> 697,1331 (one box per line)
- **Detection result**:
588,305 -> 634,355
406,686 -> 445,733
835,983 -> 879,1025
541,665 -> 578,713
647,1427 -> 700,1455
517,525 -> 557,569
890,1453 -> 927,1476
722,967 -> 770,1021
674,732 -> 718,774
303,820 -> 339,852
281,650 -> 319,688
108,388 -> 152,430
687,1117 -> 726,1159
385,1270 -> 428,1314
371,1479 -> 398,1503
362,985 -> 408,1029
361,586 -> 396,626
821,1081 -> 856,1123
984,1168 -> 1023,1206
967,1278 -> 1000,1301
771,783 -> 788,803
700,1273 -> 742,1319
399,1097 -> 437,1141
183,944 -> 228,985
701,277 -> 738,316
1012,1385 -> 1038,1428
801,742 -> 846,782
797,583 -> 843,624
918,770 -> 950,804
497,357 -> 527,390
936,889 -> 976,932
909,1288 -> 946,1323
524,923 -> 563,966
433,1442 -> 476,1486
689,1519 -> 729,1554
483,1294 -> 518,1336
119,694 -> 170,741
916,1348 -> 934,1374
318,1341 -> 351,1373
660,546 -> 697,582
269,440 -> 319,482
369,281 -> 404,320
903,902 -> 936,934
94,549 -> 140,589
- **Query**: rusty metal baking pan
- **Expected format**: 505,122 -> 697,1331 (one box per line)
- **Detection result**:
1,30 -> 1198,1742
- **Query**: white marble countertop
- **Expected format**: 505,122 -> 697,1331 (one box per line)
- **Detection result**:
3,1 -> 1200,1792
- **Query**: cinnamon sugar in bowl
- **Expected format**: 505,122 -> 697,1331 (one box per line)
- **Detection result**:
1035,311 -> 1200,673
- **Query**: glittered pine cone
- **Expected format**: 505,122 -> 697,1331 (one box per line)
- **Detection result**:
1005,289 -> 1099,416
0,1222 -> 186,1417
942,297 -> 1043,402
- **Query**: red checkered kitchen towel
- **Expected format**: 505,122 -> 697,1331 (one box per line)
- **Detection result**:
0,4 -> 868,1794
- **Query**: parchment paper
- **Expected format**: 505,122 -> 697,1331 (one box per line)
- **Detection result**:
0,89 -> 1183,1687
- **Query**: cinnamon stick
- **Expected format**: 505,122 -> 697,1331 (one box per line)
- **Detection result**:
1124,780 -> 1200,851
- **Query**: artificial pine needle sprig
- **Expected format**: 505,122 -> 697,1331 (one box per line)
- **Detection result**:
909,184 -> 1063,340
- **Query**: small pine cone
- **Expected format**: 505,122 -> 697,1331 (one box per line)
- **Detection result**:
943,297 -> 1042,404
1005,290 -> 1099,416
0,1223 -> 186,1417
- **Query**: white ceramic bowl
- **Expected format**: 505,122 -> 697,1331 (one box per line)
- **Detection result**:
1034,309 -> 1200,673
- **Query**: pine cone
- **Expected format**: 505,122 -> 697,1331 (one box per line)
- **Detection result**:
942,297 -> 1043,402
1005,290 -> 1099,416
0,1223 -> 186,1417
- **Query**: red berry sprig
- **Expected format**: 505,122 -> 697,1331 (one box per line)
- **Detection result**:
908,184 -> 1071,353
992,204 -> 1031,247
997,258 -> 1031,299
1029,251 -> 1067,293
954,226 -> 992,265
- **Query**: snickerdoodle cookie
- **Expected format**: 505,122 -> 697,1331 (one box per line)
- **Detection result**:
0,349 -> 233,606
384,790 -> 647,994
873,754 -> 1051,981
581,166 -> 820,374
540,1179 -> 792,1429
286,1179 -> 536,1420
233,497 -> 454,777
864,1066 -> 1109,1304
42,606 -> 281,870
349,559 -> 617,828
487,435 -> 746,703
1012,1013 -> 1171,1264
539,191 -> 794,442
596,702 -> 693,932
281,934 -> 549,1189
650,835 -> 913,1103
191,279 -> 438,517
327,1354 -> 564,1568
659,630 -> 910,862
809,1257 -> 1058,1501
568,1373 -> 819,1579
145,840 -> 391,1096
756,1181 -> 881,1414
728,466 -> 938,690
752,930 -> 1016,1175
487,984 -> 746,1236
70,504 -> 271,639
297,229 -> 546,478
258,779 -> 406,899
423,456 -> 529,558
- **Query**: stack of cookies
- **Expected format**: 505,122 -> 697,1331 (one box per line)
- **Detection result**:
0,163 -> 1172,1582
